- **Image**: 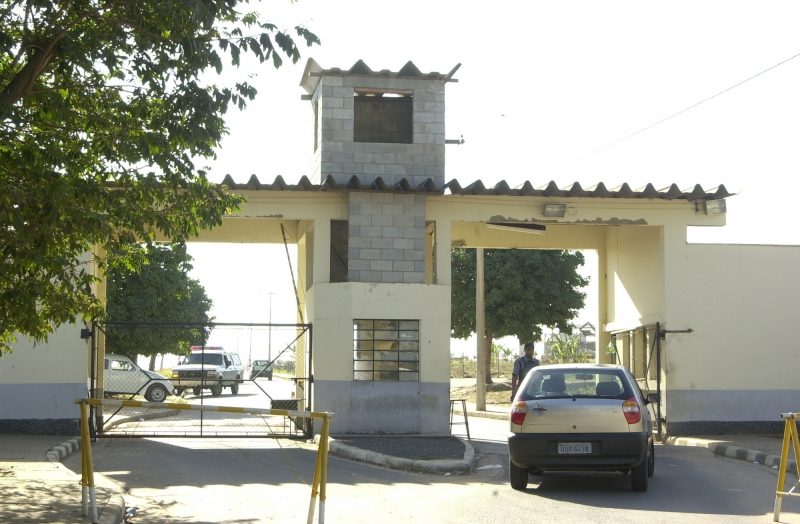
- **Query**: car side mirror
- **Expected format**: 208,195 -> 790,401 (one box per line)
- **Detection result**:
645,393 -> 660,404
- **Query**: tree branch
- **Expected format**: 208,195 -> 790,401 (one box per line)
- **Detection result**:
0,31 -> 68,119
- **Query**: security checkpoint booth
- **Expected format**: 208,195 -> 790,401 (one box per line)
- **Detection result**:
2,58 -> 800,438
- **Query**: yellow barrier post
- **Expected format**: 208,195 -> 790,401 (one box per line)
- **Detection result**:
307,413 -> 331,524
319,413 -> 331,523
79,400 -> 98,523
774,412 -> 800,521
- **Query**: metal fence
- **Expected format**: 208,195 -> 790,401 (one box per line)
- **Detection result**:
88,320 -> 312,438
610,323 -> 663,438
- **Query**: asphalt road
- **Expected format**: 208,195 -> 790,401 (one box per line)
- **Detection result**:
65,414 -> 800,523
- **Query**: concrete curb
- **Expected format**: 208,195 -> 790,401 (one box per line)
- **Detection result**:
466,409 -> 507,421
665,436 -> 797,472
46,436 -> 81,462
321,436 -> 476,475
46,438 -> 126,524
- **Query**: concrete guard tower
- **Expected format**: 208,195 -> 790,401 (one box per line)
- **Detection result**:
299,59 -> 460,434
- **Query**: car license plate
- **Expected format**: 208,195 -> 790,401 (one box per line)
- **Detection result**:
558,442 -> 592,454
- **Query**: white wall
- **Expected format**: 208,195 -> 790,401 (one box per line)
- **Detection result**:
0,323 -> 88,433
665,243 -> 800,433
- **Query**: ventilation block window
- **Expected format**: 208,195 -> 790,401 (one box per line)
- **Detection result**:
353,319 -> 419,381
353,90 -> 413,144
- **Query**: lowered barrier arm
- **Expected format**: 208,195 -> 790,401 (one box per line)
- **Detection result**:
77,398 -> 334,523
774,412 -> 800,522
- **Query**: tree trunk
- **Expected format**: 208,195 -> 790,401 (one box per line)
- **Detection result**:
0,33 -> 67,119
484,331 -> 494,385
149,354 -> 157,371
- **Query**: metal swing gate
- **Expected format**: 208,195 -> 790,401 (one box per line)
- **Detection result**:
87,320 -> 313,438
610,322 -> 664,439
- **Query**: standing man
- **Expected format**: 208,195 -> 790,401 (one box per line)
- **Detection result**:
511,342 -> 539,400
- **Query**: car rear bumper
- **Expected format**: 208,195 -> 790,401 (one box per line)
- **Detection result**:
508,432 -> 648,471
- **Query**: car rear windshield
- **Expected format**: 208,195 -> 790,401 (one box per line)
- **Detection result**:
519,369 -> 631,400
182,353 -> 224,366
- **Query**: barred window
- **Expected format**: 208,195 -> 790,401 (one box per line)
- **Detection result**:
353,319 -> 419,381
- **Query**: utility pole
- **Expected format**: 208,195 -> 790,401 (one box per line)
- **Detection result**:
476,248 -> 486,411
267,292 -> 275,362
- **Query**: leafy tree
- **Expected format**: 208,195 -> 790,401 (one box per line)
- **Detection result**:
0,1 -> 318,352
105,242 -> 211,370
451,248 -> 589,383
544,332 -> 591,364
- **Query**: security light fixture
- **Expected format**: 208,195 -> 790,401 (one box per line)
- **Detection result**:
703,199 -> 726,215
486,222 -> 546,235
543,203 -> 567,217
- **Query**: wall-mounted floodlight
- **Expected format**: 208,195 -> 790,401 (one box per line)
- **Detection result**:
486,222 -> 546,235
703,199 -> 726,215
543,203 -> 567,217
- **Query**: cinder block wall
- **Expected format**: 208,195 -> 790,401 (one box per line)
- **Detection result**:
347,192 -> 426,283
310,75 -> 446,186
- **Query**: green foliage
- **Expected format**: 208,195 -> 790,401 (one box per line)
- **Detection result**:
0,1 -> 318,352
451,249 -> 589,343
544,333 -> 592,364
492,342 -> 512,361
105,243 -> 212,361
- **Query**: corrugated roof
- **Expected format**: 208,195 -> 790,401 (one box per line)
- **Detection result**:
219,175 -> 732,202
300,58 -> 461,94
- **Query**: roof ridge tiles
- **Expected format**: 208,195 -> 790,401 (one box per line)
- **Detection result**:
566,182 -> 589,197
444,179 -> 463,193
346,175 -> 364,189
542,181 -> 563,196
297,175 -> 314,189
420,178 -> 439,192
349,59 -> 373,75
615,183 -> 635,197
245,174 -> 260,189
397,61 -> 422,76
639,183 -> 660,198
319,174 -> 338,190
517,181 -> 536,195
272,175 -> 289,189
663,183 -> 683,198
713,184 -> 733,198
217,175 -> 731,201
688,184 -> 709,200
465,180 -> 487,194
493,180 -> 511,193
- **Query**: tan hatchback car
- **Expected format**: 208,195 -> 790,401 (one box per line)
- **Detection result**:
507,364 -> 658,491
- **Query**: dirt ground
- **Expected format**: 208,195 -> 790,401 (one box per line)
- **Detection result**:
450,376 -> 514,406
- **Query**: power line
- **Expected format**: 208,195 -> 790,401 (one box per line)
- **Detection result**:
584,50 -> 800,156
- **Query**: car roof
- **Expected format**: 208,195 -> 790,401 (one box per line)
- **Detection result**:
534,363 -> 626,371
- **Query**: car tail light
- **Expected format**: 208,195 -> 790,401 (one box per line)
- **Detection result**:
510,401 -> 527,425
622,397 -> 641,424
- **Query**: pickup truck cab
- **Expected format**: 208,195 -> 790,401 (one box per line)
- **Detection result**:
172,346 -> 243,397
104,354 -> 174,402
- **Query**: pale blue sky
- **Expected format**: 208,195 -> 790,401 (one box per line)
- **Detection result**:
188,0 -> 800,355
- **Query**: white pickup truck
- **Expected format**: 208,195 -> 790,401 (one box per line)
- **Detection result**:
171,346 -> 244,397
104,353 -> 175,402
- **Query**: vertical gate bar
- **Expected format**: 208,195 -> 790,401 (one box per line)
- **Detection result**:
89,321 -> 98,439
655,322 -> 663,440
307,324 -> 314,437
